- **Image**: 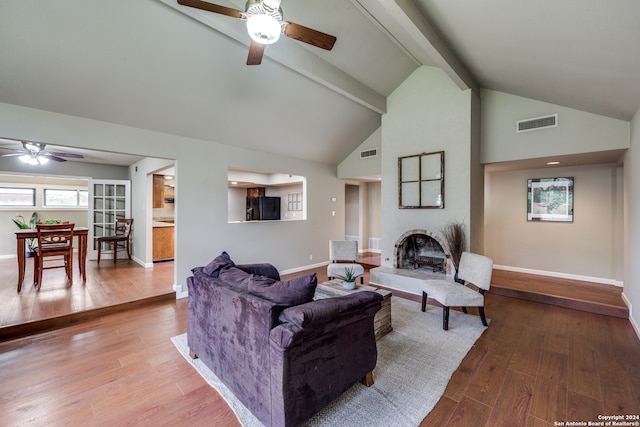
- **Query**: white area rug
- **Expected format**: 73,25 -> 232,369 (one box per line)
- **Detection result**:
171,297 -> 487,427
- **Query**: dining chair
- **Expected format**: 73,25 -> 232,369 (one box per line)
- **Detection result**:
326,240 -> 365,284
34,223 -> 75,290
420,251 -> 493,330
97,218 -> 133,264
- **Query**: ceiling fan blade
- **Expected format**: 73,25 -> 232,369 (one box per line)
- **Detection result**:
41,153 -> 66,162
283,22 -> 336,51
247,40 -> 266,65
48,151 -> 84,159
177,0 -> 244,19
1,152 -> 23,157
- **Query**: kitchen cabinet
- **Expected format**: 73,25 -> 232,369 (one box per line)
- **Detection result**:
153,174 -> 165,208
247,187 -> 265,197
152,223 -> 174,261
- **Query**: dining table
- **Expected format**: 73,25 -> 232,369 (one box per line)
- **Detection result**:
15,227 -> 88,292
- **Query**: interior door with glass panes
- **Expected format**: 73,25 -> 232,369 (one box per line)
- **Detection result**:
89,179 -> 131,261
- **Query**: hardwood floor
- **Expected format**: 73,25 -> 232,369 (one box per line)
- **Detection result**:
0,257 -> 175,340
491,269 -> 628,318
0,257 -> 638,426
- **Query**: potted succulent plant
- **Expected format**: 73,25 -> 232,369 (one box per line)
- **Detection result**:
335,266 -> 363,290
12,212 -> 40,255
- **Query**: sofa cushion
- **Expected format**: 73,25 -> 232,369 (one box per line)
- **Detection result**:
203,251 -> 235,277
237,263 -> 281,281
215,266 -> 253,292
248,273 -> 317,306
278,291 -> 382,329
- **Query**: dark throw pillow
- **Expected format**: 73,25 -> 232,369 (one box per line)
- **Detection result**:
202,251 -> 236,277
248,273 -> 317,306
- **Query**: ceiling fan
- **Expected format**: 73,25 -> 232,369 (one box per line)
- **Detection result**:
177,0 -> 337,65
0,140 -> 84,165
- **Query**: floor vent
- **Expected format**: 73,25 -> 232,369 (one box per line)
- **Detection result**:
360,148 -> 378,159
516,114 -> 558,133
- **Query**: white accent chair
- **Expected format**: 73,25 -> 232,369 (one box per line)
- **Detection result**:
327,240 -> 365,284
421,251 -> 493,330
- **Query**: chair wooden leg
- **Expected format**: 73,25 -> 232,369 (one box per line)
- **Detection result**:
462,307 -> 468,314
36,255 -> 43,291
126,239 -> 131,260
97,241 -> 102,264
67,252 -> 73,283
113,242 -> 117,263
443,306 -> 450,330
479,307 -> 488,327
189,348 -> 198,359
421,291 -> 428,312
360,371 -> 374,387
33,253 -> 39,288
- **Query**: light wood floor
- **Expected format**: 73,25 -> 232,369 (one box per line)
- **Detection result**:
0,256 -> 175,340
0,259 -> 638,426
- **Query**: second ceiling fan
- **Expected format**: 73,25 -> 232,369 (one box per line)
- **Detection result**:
177,0 -> 337,65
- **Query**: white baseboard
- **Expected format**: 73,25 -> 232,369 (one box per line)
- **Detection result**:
174,284 -> 187,299
279,261 -> 330,276
494,264 -> 623,287
621,292 -> 639,340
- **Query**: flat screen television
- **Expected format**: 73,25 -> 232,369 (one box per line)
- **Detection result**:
246,196 -> 281,221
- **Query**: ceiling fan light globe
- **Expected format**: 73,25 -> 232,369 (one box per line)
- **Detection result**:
19,154 -> 31,163
246,14 -> 281,44
27,156 -> 39,165
24,142 -> 41,152
37,156 -> 49,165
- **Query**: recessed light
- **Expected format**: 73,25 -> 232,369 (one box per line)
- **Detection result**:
231,181 -> 238,185
546,161 -> 560,165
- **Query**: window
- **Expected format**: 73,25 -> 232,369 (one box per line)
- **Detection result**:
398,151 -> 445,209
287,192 -> 303,211
44,189 -> 89,207
0,187 -> 36,206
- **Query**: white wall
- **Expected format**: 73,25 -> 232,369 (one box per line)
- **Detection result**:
227,187 -> 246,222
0,102 -> 346,295
625,110 -> 640,334
129,157 -> 175,266
481,89 -> 629,164
380,66 -> 478,267
337,127 -> 382,179
481,89 -> 629,287
367,181 -> 381,240
345,184 -> 359,238
485,163 -> 623,283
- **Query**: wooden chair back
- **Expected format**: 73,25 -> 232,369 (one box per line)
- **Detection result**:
114,218 -> 133,237
36,223 -> 75,256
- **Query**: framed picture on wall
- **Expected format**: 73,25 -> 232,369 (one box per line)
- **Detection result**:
527,177 -> 574,222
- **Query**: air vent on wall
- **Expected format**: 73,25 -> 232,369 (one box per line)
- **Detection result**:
516,114 -> 558,133
360,148 -> 378,159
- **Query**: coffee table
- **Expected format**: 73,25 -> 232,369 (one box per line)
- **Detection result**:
315,279 -> 392,339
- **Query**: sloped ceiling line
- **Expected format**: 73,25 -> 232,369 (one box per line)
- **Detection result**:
354,0 -> 478,92
159,0 -> 387,114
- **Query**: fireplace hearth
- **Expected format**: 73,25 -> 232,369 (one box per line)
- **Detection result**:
394,229 -> 449,273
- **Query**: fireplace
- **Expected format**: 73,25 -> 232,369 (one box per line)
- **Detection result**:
394,229 -> 449,273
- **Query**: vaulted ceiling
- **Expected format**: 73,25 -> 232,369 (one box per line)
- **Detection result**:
1,0 -> 638,166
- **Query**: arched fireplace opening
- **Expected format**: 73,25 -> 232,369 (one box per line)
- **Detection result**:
394,229 -> 449,274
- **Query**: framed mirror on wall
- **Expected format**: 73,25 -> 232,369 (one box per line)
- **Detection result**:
398,151 -> 444,209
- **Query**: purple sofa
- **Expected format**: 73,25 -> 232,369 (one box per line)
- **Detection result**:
187,252 -> 383,427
